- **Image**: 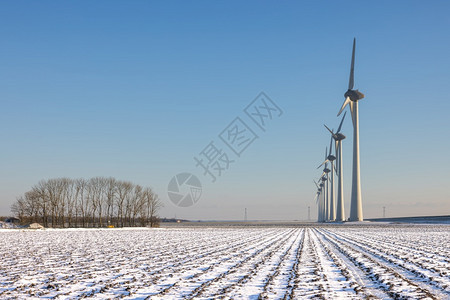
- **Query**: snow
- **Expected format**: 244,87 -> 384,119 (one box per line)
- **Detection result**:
0,221 -> 19,229
0,225 -> 448,299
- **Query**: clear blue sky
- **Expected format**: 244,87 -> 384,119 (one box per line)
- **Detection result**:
1,1 -> 449,220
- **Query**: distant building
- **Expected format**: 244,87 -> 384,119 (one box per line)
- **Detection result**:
27,223 -> 44,229
5,217 -> 20,224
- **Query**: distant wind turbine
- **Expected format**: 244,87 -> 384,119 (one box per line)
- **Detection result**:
319,177 -> 326,222
337,38 -> 365,221
320,174 -> 328,221
314,180 -> 323,222
318,148 -> 331,221
318,139 -> 336,221
324,112 -> 347,222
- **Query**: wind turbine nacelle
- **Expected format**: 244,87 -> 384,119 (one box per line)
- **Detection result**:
327,155 -> 336,161
324,168 -> 331,173
335,133 -> 346,140
344,89 -> 365,101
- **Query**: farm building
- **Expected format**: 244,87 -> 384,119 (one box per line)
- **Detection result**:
5,217 -> 20,224
27,223 -> 44,229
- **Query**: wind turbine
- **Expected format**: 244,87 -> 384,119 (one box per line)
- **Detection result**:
325,112 -> 347,222
318,139 -> 336,221
318,177 -> 326,222
337,38 -> 364,221
314,180 -> 323,222
318,149 -> 331,221
321,174 -> 329,221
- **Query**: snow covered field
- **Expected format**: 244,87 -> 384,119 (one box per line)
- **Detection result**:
0,225 -> 449,299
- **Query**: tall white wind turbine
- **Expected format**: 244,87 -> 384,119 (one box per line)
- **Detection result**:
319,176 -> 327,222
318,141 -> 336,221
325,112 -> 347,222
314,180 -> 323,222
318,149 -> 331,221
337,38 -> 365,221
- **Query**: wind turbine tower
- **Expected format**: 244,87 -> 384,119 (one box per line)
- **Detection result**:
317,193 -> 322,222
317,148 -> 330,221
338,38 -> 365,221
325,112 -> 347,222
319,145 -> 336,221
327,140 -> 336,221
314,180 -> 323,222
319,180 -> 326,222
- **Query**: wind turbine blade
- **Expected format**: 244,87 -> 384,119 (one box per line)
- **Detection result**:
317,159 -> 329,169
314,180 -> 319,188
329,135 -> 333,156
337,97 -> 351,116
325,147 -> 328,160
349,38 -> 355,90
324,124 -> 336,138
337,111 -> 347,133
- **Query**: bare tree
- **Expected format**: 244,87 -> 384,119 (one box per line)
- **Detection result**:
33,180 -> 49,227
130,185 -> 143,227
75,178 -> 88,227
143,187 -> 162,227
115,181 -> 132,227
24,190 -> 41,223
11,177 -> 161,228
88,177 -> 106,227
105,177 -> 116,226
65,179 -> 76,227
11,197 -> 25,222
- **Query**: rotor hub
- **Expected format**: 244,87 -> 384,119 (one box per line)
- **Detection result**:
335,133 -> 346,140
344,89 -> 365,102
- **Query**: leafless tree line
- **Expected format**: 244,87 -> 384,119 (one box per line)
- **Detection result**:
11,177 -> 162,228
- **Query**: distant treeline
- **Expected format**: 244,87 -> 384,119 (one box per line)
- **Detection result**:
11,177 -> 162,228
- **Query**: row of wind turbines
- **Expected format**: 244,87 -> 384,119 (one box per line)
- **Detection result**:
314,38 -> 365,222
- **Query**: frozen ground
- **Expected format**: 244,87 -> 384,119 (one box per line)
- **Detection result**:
0,225 -> 449,299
